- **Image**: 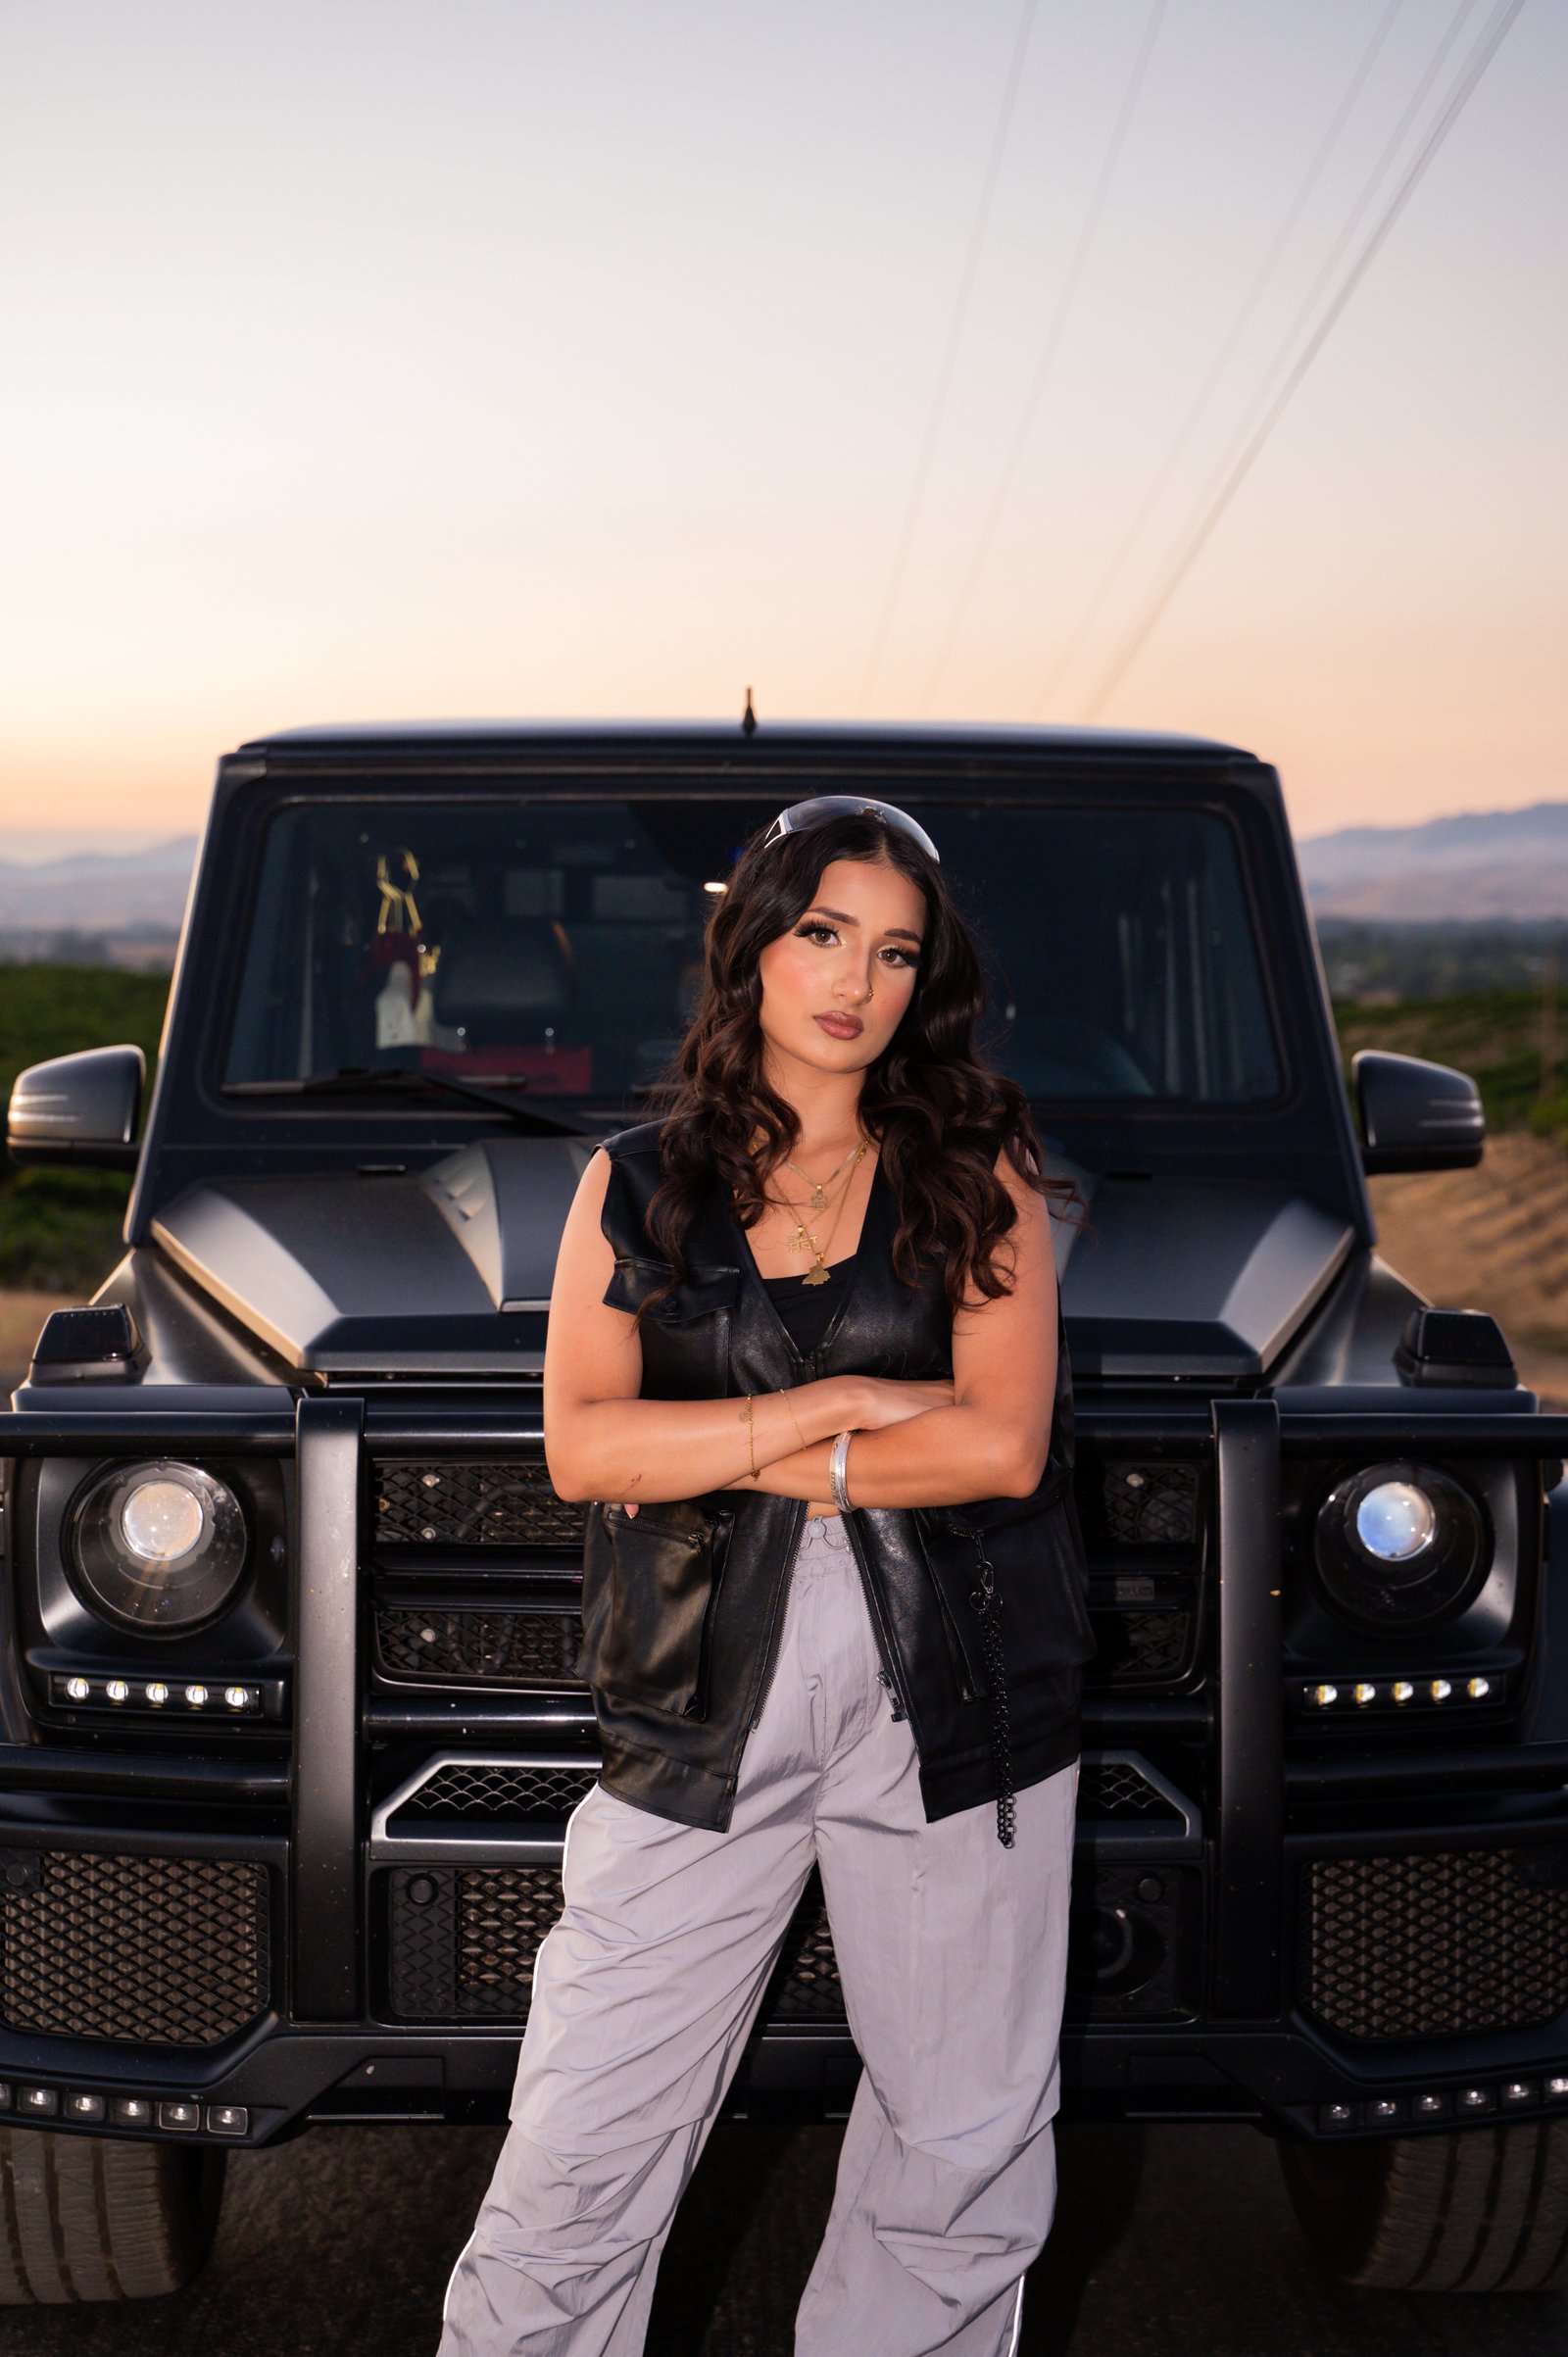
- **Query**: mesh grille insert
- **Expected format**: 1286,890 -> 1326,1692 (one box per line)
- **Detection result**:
1090,1608 -> 1193,1683
377,1607 -> 585,1684
373,1460 -> 585,1549
400,1762 -> 599,1822
764,1877 -> 847,2021
1103,1463 -> 1200,1547
0,1850 -> 270,2046
458,1868 -> 564,2013
1078,1761 -> 1183,1821
386,1863 -> 564,2020
385,1862 -> 851,2025
1299,1847 -> 1568,2040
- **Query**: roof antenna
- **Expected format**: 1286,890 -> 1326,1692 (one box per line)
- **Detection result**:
741,687 -> 758,737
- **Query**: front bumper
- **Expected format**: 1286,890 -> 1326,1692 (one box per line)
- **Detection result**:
4,1393 -> 1568,2153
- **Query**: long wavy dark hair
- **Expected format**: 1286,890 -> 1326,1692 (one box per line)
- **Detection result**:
646,809 -> 1084,1314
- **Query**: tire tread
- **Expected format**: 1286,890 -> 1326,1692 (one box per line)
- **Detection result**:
0,2130 -> 224,2306
1282,2120 -> 1568,2293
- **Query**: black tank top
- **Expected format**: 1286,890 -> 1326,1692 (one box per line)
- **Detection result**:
760,1253 -> 856,1357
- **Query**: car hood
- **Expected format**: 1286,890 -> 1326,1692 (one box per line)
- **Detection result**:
148,1140 -> 1354,1381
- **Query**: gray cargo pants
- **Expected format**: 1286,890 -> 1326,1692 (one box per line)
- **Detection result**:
439,1510 -> 1078,2357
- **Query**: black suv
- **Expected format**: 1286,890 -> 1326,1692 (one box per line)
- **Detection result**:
3,723 -> 1566,2305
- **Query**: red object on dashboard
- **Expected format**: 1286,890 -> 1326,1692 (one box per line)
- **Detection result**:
420,1045 -> 593,1093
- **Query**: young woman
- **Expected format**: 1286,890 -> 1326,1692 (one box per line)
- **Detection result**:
440,798 -> 1092,2357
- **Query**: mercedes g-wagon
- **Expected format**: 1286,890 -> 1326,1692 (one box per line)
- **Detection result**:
3,722 -> 1566,2304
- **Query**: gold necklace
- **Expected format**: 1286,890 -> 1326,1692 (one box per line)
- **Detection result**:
781,1135 -> 866,1213
777,1139 -> 870,1286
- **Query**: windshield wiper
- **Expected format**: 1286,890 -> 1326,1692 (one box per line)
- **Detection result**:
225,1068 -> 595,1138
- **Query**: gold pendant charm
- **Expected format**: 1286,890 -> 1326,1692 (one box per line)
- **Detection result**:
803,1261 -> 830,1287
808,1186 -> 826,1211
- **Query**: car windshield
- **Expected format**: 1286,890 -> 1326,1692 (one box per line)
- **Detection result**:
221,797 -> 1280,1105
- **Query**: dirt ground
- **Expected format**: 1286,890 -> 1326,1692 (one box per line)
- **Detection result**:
1368,1130 -> 1568,1407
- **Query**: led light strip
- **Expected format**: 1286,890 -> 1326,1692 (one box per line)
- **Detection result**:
0,2080 -> 248,2136
1320,2073 -> 1568,2134
1296,1672 -> 1502,1712
49,1672 -> 285,1718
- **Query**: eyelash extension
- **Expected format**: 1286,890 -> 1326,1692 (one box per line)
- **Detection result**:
795,921 -> 920,967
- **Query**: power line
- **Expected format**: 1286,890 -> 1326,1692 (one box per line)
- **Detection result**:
858,0 -> 1042,713
1033,0 -> 1408,715
921,0 -> 1168,712
1075,0 -> 1481,711
1080,0 -> 1523,722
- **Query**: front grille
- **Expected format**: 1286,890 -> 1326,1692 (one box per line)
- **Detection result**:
1103,1463 -> 1200,1547
763,1876 -> 847,2021
1299,1847 -> 1568,2040
385,1861 -> 851,2026
1090,1607 -> 1193,1683
377,1607 -> 585,1684
373,1459 -> 586,1549
387,1864 -> 563,2020
398,1763 -> 599,1822
1079,1760 -> 1183,1821
0,1851 -> 270,2046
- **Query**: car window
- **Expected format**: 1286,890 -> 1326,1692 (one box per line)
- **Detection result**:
220,796 -> 1279,1105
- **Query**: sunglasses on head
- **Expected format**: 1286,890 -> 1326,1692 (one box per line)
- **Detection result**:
759,796 -> 941,864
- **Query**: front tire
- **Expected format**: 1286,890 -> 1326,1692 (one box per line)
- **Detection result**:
0,2130 -> 226,2303
1280,2121 -> 1568,2291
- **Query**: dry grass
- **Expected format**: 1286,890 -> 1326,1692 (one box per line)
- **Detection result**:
0,1290 -> 73,1394
1369,1130 -> 1568,1407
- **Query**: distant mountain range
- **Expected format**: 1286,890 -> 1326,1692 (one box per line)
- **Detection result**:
3,801 -> 1568,941
0,837 -> 197,936
1298,803 -> 1568,921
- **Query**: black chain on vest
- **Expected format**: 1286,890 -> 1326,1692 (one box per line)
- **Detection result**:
966,1540 -> 1015,1848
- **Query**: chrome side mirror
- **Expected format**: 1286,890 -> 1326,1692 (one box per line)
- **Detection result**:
7,1045 -> 146,1170
1353,1049 -> 1484,1174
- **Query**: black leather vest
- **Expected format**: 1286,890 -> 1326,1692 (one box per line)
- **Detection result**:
579,1120 -> 1093,1835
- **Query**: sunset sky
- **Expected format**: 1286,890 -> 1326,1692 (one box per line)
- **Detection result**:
1,0 -> 1562,846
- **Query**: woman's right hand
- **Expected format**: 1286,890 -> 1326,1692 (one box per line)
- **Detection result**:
836,1375 -> 955,1431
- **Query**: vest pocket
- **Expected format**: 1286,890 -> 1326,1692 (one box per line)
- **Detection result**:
581,1498 -> 734,1719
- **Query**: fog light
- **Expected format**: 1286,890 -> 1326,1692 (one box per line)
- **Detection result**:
64,1676 -> 89,1701
105,1679 -> 128,1703
1353,1682 -> 1377,1705
1429,1678 -> 1452,1701
1392,1680 -> 1415,1702
1466,1675 -> 1492,1698
223,1685 -> 251,1710
144,1682 -> 169,1705
1312,1684 -> 1339,1707
1549,2076 -> 1568,2099
184,1684 -> 209,1707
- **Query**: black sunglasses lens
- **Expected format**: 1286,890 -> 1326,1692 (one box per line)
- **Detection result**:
761,798 -> 939,862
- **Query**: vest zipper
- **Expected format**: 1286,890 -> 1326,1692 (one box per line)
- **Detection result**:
840,1512 -> 920,1743
746,1498 -> 807,1732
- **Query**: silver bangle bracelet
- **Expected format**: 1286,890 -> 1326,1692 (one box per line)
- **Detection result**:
829,1428 -> 855,1516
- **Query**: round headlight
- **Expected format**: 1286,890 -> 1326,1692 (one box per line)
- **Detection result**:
1353,1481 -> 1438,1562
1313,1460 -> 1487,1632
69,1461 -> 249,1635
